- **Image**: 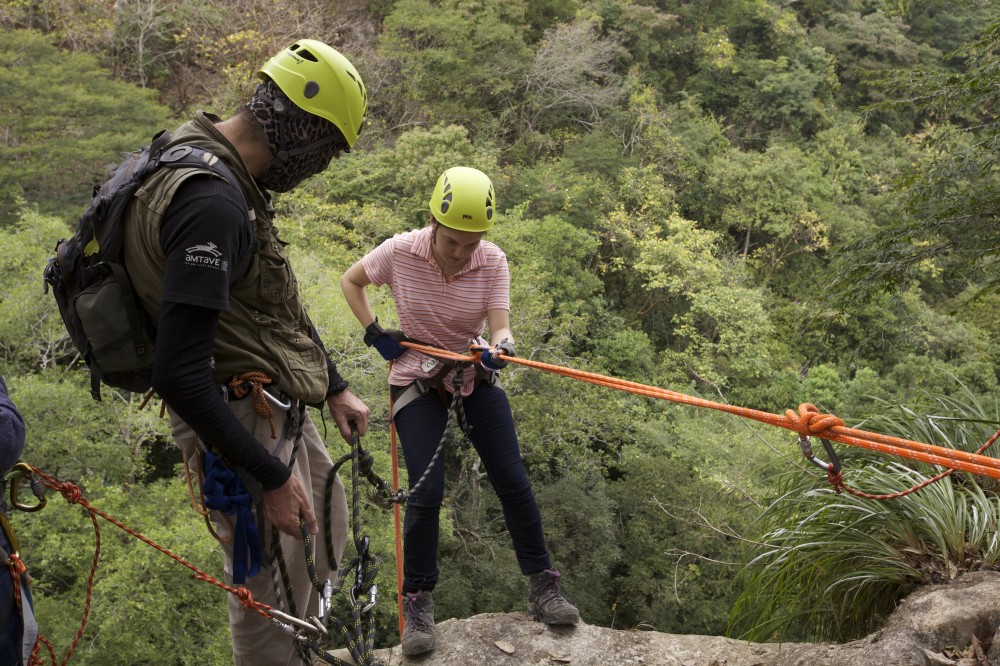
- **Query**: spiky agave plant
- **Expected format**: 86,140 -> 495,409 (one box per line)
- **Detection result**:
728,391 -> 1000,643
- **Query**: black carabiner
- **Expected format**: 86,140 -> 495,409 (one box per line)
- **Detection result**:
5,462 -> 47,513
797,436 -> 842,475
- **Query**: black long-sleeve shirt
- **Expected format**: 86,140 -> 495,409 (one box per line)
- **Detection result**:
150,174 -> 344,490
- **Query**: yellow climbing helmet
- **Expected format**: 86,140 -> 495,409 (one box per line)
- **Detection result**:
259,39 -> 368,150
429,167 -> 496,232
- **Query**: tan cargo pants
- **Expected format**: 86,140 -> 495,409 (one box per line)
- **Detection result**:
170,397 -> 349,665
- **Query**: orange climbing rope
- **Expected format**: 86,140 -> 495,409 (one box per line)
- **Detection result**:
400,340 -> 1000,482
386,366 -> 406,642
831,427 -> 1000,499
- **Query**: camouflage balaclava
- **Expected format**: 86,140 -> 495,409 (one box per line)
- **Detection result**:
245,81 -> 348,192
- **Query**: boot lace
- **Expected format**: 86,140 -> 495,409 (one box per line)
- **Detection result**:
537,570 -> 568,604
404,593 -> 430,631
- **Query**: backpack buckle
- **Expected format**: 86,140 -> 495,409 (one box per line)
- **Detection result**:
160,145 -> 193,163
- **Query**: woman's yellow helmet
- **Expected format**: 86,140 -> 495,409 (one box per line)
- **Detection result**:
429,167 -> 496,232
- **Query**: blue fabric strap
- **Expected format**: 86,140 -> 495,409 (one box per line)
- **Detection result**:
201,450 -> 262,584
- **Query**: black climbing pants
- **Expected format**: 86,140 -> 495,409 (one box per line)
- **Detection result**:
392,381 -> 552,593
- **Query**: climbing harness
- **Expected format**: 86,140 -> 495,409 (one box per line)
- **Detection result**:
390,359 -> 499,421
397,361 -> 477,501
391,341 -> 505,499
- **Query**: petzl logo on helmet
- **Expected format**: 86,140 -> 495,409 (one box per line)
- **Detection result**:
185,242 -> 227,270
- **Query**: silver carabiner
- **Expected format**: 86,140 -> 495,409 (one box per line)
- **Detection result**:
263,389 -> 292,411
363,584 -> 378,613
318,578 -> 332,623
306,615 -> 330,640
268,608 -> 321,637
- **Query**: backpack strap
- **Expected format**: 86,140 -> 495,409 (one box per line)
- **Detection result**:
148,129 -> 172,156
155,144 -> 245,211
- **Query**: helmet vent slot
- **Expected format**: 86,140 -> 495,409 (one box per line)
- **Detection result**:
296,48 -> 319,62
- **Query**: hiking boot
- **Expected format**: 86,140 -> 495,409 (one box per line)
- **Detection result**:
528,569 -> 580,625
401,590 -> 436,656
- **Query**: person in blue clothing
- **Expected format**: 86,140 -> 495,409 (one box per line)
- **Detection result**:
0,374 -> 37,665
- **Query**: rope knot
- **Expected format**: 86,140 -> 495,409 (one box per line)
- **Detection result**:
785,403 -> 844,437
227,372 -> 278,439
358,450 -> 375,475
56,481 -> 83,505
826,469 -> 844,493
234,586 -> 255,610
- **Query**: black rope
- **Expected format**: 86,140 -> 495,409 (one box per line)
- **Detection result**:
260,409 -> 392,666
304,428 -> 385,666
402,362 -> 473,503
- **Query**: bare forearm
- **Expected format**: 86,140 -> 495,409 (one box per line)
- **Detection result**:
340,264 -> 376,327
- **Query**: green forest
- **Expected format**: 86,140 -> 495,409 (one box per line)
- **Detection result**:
3,0 -> 1000,662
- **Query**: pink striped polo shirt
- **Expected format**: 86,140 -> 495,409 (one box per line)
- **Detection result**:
362,226 -> 510,396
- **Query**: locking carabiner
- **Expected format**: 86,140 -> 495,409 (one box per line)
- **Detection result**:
5,462 -> 47,513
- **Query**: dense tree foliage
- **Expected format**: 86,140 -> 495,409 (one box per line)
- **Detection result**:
0,30 -> 171,224
840,18 -> 1000,300
2,0 -> 1000,660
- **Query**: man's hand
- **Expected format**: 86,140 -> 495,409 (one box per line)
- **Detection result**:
327,389 -> 370,442
261,475 -> 317,538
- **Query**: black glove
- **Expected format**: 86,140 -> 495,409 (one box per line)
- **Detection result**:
480,338 -> 515,370
364,321 -> 408,360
